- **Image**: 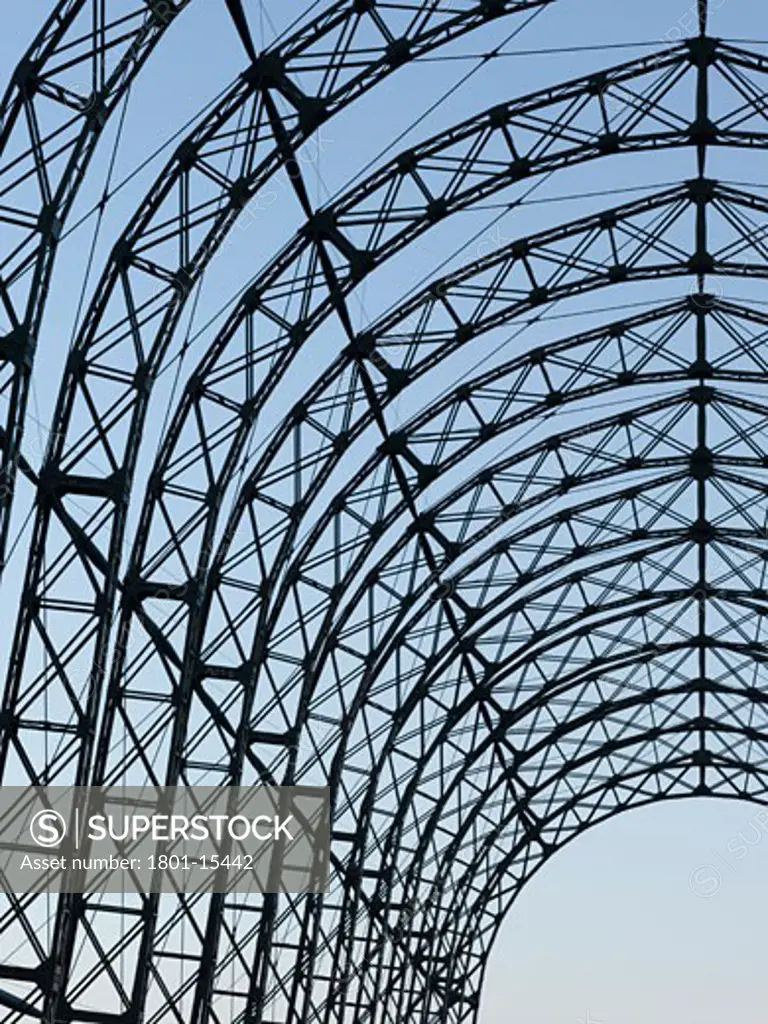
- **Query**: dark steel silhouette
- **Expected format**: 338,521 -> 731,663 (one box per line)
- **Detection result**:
1,0 -> 767,1021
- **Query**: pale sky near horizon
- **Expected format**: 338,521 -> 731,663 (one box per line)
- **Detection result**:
2,1 -> 768,1022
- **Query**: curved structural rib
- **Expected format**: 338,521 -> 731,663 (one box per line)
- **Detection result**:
0,0 -> 189,578
0,2 -> 192,1012
100,39 -> 706,785
99,37 -> 768,805
110,173 -> 768,784
232,382 -> 768,1019
2,3 -> 559,1022
76,36 -> 768,1019
2,0 -> 556,790
7,3 -> 768,1023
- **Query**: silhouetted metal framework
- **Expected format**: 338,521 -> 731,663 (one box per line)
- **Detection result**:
2,0 -> 768,1021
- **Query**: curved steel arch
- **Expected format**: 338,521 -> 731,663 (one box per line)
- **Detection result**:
110,155 -> 768,770
280,450 -> 768,1024
90,44 -> 768,1024
7,4 -> 768,1024
83,201 -> 729,1015
13,32 -> 765,811
235,315 -> 767,656
193,387 -> 768,1019
364,729 -> 765,1007
57,77 -> 732,1014
362,747 -> 768,1024
185,249 -> 768,793
0,0 -> 190,578
1,3 -> 566,1021
276,683 -> 768,1022
375,654 -> 768,913
202,296 -> 757,669
1,0 -> 547,790
289,443 -> 767,871
97,42 -> 709,761
300,463 -> 768,821
98,175 -> 768,782
444,780 -> 767,1022
307,548 -> 768,1024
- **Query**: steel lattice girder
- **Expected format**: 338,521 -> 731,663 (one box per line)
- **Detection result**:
1,0 -> 549,786
95,42 -> 768,813
0,1 -> 192,578
106,177 -> 768,778
0,2 -> 562,1020
0,34 -> 729,802
4,1 -> 768,1021
244,391 -> 768,1020
85,46 -> 768,802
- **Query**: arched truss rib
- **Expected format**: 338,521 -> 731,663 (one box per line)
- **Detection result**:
362,746 -> 767,1024
0,2 -> 564,1020
204,237 -> 768,1015
41,36 -> 768,1023
99,276 -> 768,1011
2,0 -> 556,789
6,4 -> 768,1021
0,0 -> 189,573
219,370 -> 768,1021
1,0 -> 552,782
219,345 -> 768,724
96,39 -> 768,791
48,174 -> 764,1017
345,625 -> 768,1020
106,177 -> 768,779
269,493 -> 768,1024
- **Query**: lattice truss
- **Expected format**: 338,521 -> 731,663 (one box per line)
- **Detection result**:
2,0 -> 768,1021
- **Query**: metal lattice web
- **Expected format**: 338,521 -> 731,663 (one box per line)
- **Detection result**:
1,0 -> 768,1021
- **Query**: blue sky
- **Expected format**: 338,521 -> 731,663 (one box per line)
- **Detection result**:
3,1 -> 768,1022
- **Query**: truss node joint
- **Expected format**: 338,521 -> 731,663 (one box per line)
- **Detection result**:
0,328 -> 34,369
598,132 -> 621,154
686,177 -> 717,201
12,57 -> 38,95
481,0 -> 506,19
244,52 -> 285,91
686,35 -> 720,65
386,39 -> 412,67
689,445 -> 714,480
688,117 -> 718,143
688,292 -> 719,312
38,205 -> 63,241
689,383 -> 715,403
689,517 -> 716,544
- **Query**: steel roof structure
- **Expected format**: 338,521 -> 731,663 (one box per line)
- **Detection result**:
1,0 -> 768,1021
